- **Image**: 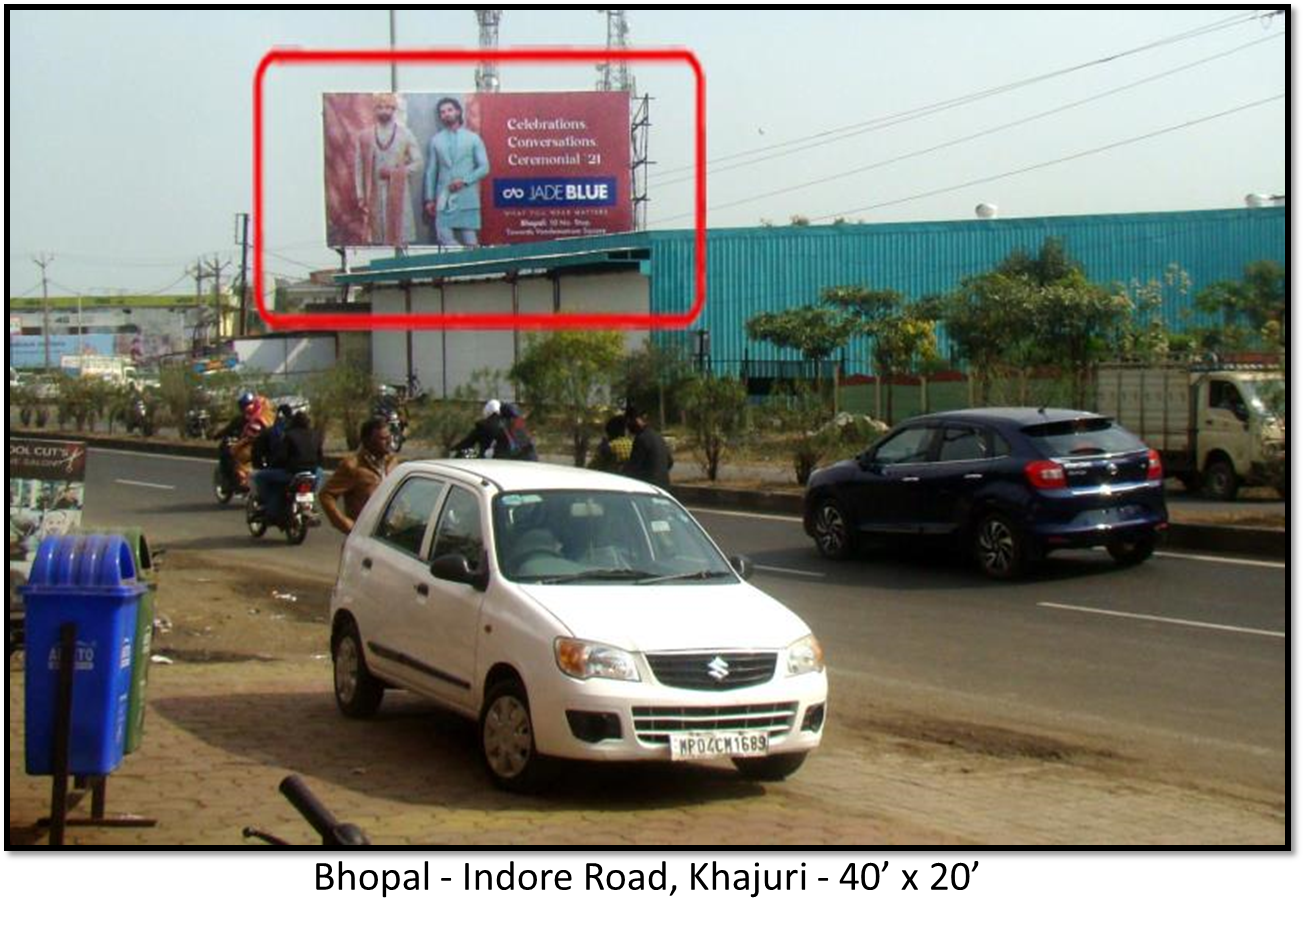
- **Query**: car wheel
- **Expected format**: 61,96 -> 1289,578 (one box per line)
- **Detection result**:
1202,459 -> 1238,501
480,679 -> 552,793
332,619 -> 384,718
732,751 -> 808,781
973,512 -> 1027,580
811,496 -> 856,560
1107,533 -> 1156,567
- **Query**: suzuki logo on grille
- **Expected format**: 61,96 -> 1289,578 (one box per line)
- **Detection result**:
706,656 -> 730,681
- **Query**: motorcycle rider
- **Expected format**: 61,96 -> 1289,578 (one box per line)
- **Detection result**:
250,403 -> 295,514
252,409 -> 324,526
452,399 -> 515,459
499,402 -> 538,461
216,391 -> 273,490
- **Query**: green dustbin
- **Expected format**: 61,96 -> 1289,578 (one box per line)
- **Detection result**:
75,525 -> 156,754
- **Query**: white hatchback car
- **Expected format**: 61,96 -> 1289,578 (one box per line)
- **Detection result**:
329,460 -> 827,791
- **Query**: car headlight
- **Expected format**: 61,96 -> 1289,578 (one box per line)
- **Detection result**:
555,638 -> 641,682
786,634 -> 825,676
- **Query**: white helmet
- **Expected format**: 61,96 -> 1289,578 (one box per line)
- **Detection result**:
482,399 -> 501,418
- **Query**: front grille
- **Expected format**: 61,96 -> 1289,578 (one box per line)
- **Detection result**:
632,702 -> 798,746
645,651 -> 777,691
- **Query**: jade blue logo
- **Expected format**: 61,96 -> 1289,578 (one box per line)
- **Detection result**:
494,177 -> 617,208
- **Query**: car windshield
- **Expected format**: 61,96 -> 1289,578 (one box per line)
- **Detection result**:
492,490 -> 736,585
1241,377 -> 1284,418
1022,418 -> 1145,457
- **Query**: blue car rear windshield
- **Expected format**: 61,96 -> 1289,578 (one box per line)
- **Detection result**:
1022,418 -> 1145,457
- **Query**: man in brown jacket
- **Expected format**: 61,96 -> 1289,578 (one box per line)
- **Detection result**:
320,417 -> 398,534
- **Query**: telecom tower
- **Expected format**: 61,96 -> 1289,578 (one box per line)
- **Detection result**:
475,9 -> 502,92
597,10 -> 650,230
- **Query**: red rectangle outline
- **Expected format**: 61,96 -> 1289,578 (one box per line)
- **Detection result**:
253,48 -> 705,331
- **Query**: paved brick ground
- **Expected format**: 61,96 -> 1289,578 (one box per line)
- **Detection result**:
7,657 -> 1283,847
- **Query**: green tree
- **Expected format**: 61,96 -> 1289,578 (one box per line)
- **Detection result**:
821,286 -> 941,422
745,305 -> 858,375
305,354 -> 375,450
618,339 -> 697,429
510,329 -> 625,466
678,375 -> 748,481
941,272 -> 1039,405
1193,260 -> 1285,349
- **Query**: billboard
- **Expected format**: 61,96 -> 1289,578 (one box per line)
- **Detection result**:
9,439 -> 87,582
323,90 -> 632,249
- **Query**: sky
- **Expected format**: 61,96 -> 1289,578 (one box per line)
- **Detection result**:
6,7 -> 1288,298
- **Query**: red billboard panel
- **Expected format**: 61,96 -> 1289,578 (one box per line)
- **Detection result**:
255,47 -> 709,331
324,91 -> 632,249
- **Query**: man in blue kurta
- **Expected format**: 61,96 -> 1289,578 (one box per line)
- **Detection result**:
423,97 -> 490,247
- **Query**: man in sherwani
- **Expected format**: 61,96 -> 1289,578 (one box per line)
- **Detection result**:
355,93 -> 422,247
424,96 -> 490,247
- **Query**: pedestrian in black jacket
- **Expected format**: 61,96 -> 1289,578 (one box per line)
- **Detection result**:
621,404 -> 673,490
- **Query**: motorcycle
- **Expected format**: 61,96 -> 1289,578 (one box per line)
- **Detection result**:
123,395 -> 155,436
373,391 -> 407,453
184,407 -> 212,439
246,471 -> 320,545
213,436 -> 250,505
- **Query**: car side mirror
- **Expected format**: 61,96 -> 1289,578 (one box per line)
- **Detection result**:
430,552 -> 488,591
858,453 -> 881,474
727,554 -> 754,580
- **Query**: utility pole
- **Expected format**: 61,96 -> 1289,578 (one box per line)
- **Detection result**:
32,253 -> 55,372
389,9 -> 398,94
201,255 -> 231,343
475,10 -> 502,92
187,259 -> 209,352
234,213 -> 250,337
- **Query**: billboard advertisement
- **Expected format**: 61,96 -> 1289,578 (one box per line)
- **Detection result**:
323,90 -> 632,249
9,439 -> 87,582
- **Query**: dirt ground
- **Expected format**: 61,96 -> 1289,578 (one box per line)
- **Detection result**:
8,549 -> 1284,845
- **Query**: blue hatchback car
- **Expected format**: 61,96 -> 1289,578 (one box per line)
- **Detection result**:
803,408 -> 1169,579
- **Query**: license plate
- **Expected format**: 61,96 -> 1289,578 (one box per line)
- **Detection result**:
668,731 -> 769,761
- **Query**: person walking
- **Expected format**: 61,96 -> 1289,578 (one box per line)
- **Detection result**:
621,404 -> 673,490
319,417 -> 398,534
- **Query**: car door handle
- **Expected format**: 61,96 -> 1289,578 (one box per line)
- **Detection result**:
964,473 -> 984,480
415,583 -> 429,597
361,557 -> 372,570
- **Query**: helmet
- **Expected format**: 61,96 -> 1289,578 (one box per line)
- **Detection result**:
482,399 -> 501,418
237,391 -> 256,410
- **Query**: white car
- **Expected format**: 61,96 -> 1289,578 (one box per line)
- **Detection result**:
329,460 -> 828,791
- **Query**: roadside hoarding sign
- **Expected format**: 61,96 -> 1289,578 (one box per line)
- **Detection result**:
8,439 -> 88,582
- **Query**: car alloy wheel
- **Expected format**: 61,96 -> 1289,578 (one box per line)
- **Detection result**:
975,513 -> 1023,580
813,498 -> 853,560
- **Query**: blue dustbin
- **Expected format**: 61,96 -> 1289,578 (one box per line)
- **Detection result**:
23,534 -> 145,777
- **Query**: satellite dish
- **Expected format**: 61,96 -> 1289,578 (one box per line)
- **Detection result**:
975,203 -> 998,219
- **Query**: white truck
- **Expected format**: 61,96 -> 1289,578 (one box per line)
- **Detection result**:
1095,360 -> 1286,500
60,354 -> 139,385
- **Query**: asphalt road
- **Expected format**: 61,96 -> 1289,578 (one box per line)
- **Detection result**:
80,446 -> 1287,795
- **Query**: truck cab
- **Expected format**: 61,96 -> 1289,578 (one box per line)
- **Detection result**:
1196,370 -> 1285,499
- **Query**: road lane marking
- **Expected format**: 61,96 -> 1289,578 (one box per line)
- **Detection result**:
1038,601 -> 1284,639
689,507 -> 803,524
1156,551 -> 1284,570
754,564 -> 826,578
114,479 -> 175,490
92,447 -> 214,464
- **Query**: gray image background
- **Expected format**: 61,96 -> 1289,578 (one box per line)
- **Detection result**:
0,860 -> 1298,926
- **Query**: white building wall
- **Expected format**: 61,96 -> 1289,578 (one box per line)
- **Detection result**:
369,269 -> 650,397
